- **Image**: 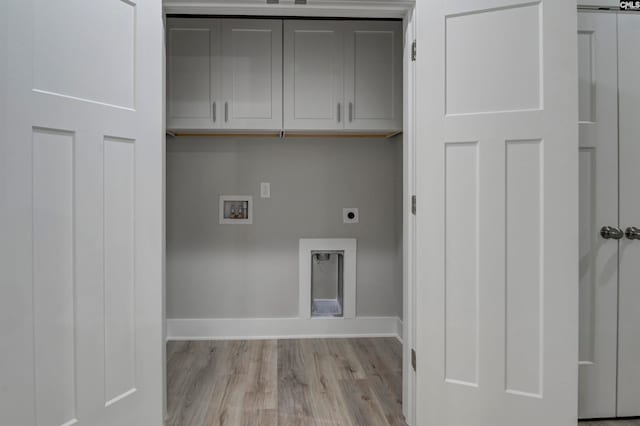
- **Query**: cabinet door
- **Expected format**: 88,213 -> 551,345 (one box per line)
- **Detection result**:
221,19 -> 283,130
166,19 -> 221,130
283,21 -> 344,130
344,21 -> 402,132
617,12 -> 640,418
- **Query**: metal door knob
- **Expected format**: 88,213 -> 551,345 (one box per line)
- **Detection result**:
625,226 -> 640,240
601,226 -> 624,240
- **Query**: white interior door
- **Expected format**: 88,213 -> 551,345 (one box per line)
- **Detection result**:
283,20 -> 344,130
0,1 -> 164,425
415,1 -> 578,425
617,11 -> 640,418
577,10 -> 619,420
221,19 -> 283,130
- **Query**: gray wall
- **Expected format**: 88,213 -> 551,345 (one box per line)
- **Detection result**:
166,136 -> 403,319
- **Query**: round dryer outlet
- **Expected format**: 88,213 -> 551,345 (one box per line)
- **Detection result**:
343,208 -> 359,224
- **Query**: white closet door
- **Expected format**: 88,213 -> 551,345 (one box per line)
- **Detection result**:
415,1 -> 578,424
0,0 -> 164,425
617,12 -> 640,418
344,21 -> 402,132
221,19 -> 283,130
577,11 -> 619,420
283,20 -> 344,130
167,18 -> 222,130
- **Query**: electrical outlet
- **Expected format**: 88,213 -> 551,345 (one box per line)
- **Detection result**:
260,182 -> 271,198
343,208 -> 359,224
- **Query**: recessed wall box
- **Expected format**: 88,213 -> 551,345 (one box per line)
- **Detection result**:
219,195 -> 253,224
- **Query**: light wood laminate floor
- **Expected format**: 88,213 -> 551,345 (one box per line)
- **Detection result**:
167,338 -> 640,426
166,338 -> 406,426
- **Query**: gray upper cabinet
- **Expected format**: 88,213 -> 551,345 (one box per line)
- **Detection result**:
166,18 -> 221,130
284,20 -> 402,132
344,21 -> 403,132
283,20 -> 345,130
220,19 -> 283,130
167,18 -> 282,131
168,18 -> 402,133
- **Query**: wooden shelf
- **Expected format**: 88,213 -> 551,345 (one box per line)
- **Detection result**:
166,130 -> 403,139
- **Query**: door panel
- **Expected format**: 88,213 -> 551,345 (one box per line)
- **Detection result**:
221,19 -> 282,130
577,11 -> 619,420
344,21 -> 402,131
0,0 -> 164,425
103,137 -> 136,405
283,20 -> 344,130
505,139 -> 543,397
34,0 -> 135,109
32,128 -> 76,425
167,19 -> 221,130
617,12 -> 640,418
416,1 -> 578,424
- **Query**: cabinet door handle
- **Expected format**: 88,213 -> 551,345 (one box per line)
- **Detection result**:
337,103 -> 341,123
225,101 -> 228,122
212,102 -> 216,122
349,102 -> 353,122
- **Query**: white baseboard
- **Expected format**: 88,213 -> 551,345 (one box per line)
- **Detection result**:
167,316 -> 403,341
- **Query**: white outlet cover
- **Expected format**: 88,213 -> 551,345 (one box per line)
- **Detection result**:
343,208 -> 359,224
260,182 -> 270,198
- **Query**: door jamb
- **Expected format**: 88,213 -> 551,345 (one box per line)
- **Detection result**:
161,2 -> 418,423
402,7 -> 417,426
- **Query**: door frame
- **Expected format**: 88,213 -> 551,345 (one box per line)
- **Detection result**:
163,0 -> 415,19
402,7 -> 417,426
161,1 -> 417,423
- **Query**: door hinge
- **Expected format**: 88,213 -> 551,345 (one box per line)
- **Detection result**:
411,195 -> 416,215
411,348 -> 416,371
411,40 -> 416,61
